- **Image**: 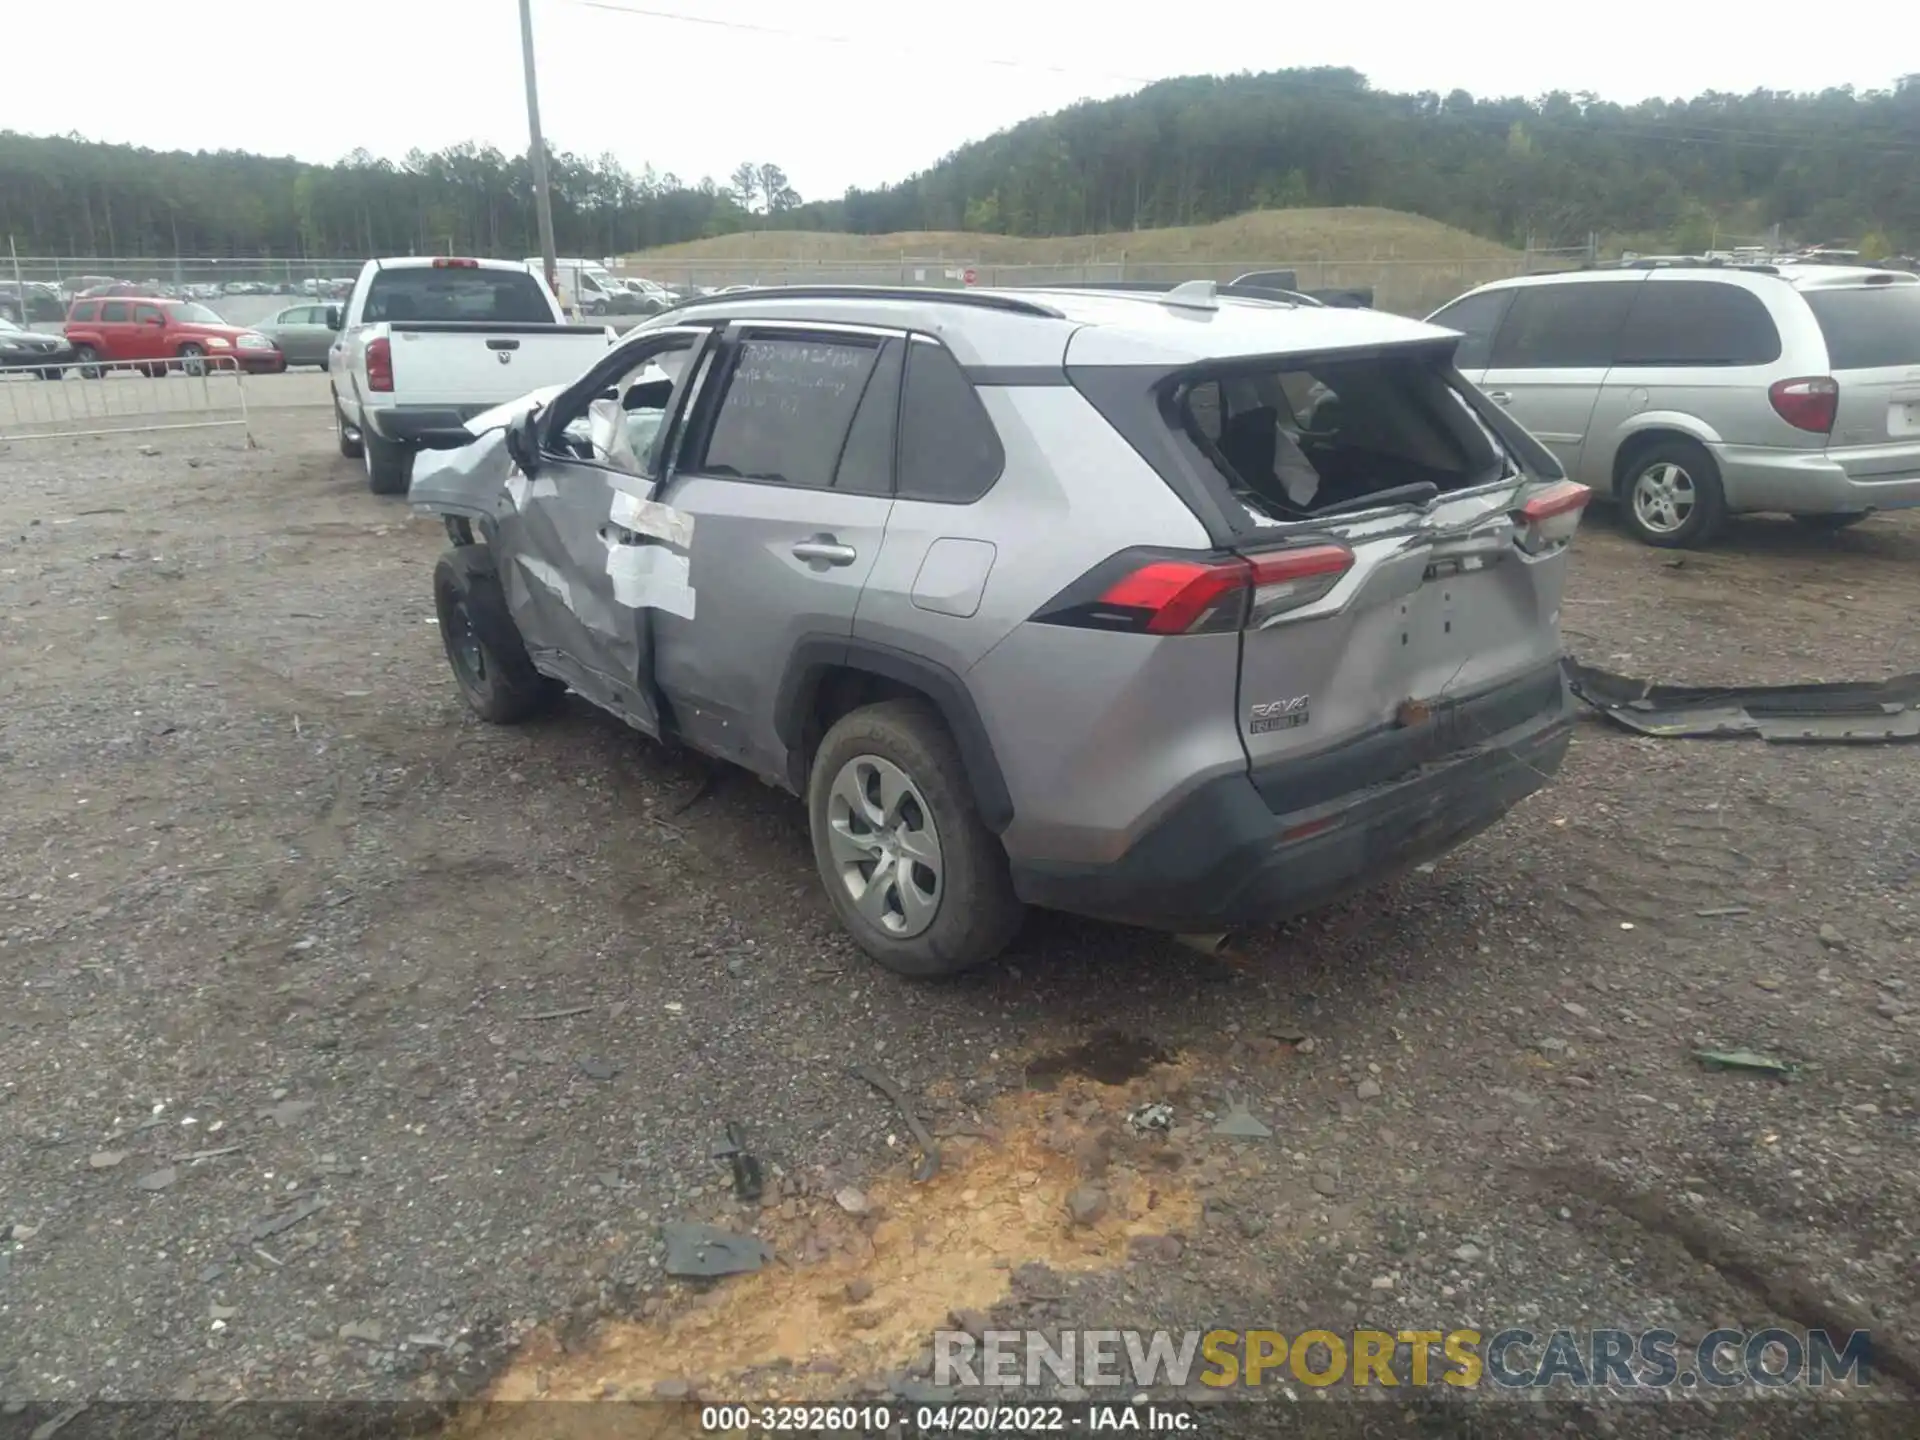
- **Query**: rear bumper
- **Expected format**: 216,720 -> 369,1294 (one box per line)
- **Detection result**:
1715,442 -> 1920,515
365,404 -> 492,444
1009,666 -> 1575,933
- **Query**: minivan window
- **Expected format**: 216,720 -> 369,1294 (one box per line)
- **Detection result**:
698,335 -> 880,489
1428,288 -> 1515,370
362,267 -> 552,324
1613,280 -> 1781,366
1803,285 -> 1920,369
896,338 -> 1005,503
1488,282 -> 1637,369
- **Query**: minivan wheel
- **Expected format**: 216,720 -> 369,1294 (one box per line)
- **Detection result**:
1620,439 -> 1726,549
808,699 -> 1024,978
432,547 -> 559,724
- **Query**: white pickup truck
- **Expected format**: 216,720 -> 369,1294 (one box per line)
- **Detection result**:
327,256 -> 617,493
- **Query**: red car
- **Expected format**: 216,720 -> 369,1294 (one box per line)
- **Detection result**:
62,297 -> 286,377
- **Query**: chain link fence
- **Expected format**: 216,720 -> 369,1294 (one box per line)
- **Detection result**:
9,248 -> 1592,328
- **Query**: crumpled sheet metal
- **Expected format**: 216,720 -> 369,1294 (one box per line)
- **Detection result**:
1563,658 -> 1920,744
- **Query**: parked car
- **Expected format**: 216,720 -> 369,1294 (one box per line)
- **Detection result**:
1427,262 -> 1920,546
409,282 -> 1587,975
329,256 -> 618,493
0,281 -> 67,325
611,277 -> 672,315
525,257 -> 622,316
62,297 -> 286,377
0,314 -> 77,377
253,303 -> 340,369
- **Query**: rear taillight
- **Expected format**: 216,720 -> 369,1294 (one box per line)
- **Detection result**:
366,336 -> 393,393
1511,480 -> 1591,555
1039,544 -> 1354,635
1768,375 -> 1838,434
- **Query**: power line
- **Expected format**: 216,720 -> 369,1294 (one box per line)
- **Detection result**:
561,0 -> 1920,157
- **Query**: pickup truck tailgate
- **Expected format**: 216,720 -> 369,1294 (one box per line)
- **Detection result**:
387,321 -> 614,409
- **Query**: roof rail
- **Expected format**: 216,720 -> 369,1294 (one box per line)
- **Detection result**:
659,284 -> 1064,319
1579,258 -> 1781,276
1030,279 -> 1325,308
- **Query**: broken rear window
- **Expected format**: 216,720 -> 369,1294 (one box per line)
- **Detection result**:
1177,351 -> 1507,521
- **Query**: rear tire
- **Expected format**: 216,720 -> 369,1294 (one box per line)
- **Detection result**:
1618,437 -> 1726,549
335,401 -> 364,460
1792,512 -> 1870,533
363,428 -> 412,495
808,699 -> 1024,978
432,547 -> 559,724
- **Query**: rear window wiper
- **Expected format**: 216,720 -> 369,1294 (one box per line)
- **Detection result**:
1308,483 -> 1440,518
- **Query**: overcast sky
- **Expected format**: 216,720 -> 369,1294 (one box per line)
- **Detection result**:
2,0 -> 1904,199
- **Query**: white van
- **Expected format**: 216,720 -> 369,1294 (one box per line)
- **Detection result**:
525,257 -> 618,316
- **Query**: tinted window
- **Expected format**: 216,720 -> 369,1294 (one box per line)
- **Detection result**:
1428,288 -> 1516,370
896,338 -> 1004,503
133,304 -> 163,325
71,301 -> 98,322
101,301 -> 130,323
362,266 -> 552,324
1488,282 -> 1637,369
698,335 -> 880,489
1803,285 -> 1920,369
833,339 -> 901,495
1613,280 -> 1781,366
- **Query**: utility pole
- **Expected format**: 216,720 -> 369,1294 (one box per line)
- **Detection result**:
518,0 -> 560,305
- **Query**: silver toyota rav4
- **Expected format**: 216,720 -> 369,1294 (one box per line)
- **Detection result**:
1428,262 -> 1920,547
409,282 -> 1589,976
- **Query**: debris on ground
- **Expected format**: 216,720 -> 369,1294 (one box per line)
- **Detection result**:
1692,1048 -> 1796,1078
713,1122 -> 764,1203
849,1064 -> 940,1182
135,1167 -> 177,1192
576,1056 -> 618,1080
1211,1103 -> 1274,1139
1126,1103 -> 1174,1136
241,1197 -> 326,1245
660,1222 -> 773,1278
1564,658 -> 1920,743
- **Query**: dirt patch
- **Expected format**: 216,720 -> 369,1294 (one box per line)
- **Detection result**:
468,1061 -> 1201,1412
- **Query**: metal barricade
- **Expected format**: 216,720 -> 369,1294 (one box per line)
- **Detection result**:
0,354 -> 254,444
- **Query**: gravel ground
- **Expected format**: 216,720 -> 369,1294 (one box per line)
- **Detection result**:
3,415 -> 1918,1437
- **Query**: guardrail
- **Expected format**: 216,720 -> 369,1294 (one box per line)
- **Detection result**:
0,354 -> 254,444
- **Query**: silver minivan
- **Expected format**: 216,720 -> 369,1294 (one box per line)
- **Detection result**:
1428,263 -> 1920,546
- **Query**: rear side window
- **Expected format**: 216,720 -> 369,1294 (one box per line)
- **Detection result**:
1489,282 -> 1637,369
101,301 -> 129,323
832,338 -> 902,495
697,334 -> 880,489
362,266 -> 552,324
1803,285 -> 1920,369
1428,288 -> 1515,370
896,338 -> 1005,503
1614,280 -> 1781,366
71,301 -> 99,322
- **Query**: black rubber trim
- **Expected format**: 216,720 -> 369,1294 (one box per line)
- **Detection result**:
964,365 -> 1071,386
1249,660 -> 1568,815
373,405 -> 491,441
773,637 -> 1014,833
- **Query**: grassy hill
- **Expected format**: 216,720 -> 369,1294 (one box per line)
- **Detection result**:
633,208 -> 1522,265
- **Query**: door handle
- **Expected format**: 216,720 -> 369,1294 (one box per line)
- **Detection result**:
791,536 -> 858,567
1486,391 -> 1513,405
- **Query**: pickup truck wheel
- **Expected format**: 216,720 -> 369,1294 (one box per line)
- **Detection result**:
363,429 -> 413,495
432,547 -> 559,724
335,403 -> 363,460
808,699 -> 1024,978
